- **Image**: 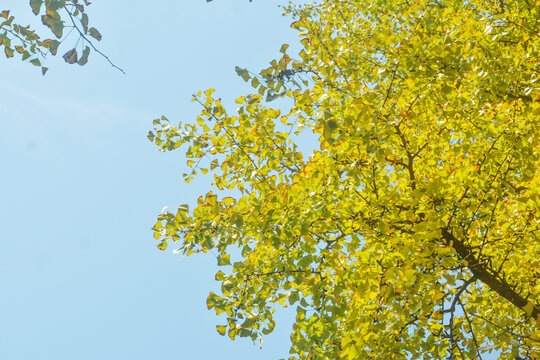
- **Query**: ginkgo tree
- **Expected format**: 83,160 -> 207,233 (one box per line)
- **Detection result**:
1,0 -> 122,73
149,0 -> 540,358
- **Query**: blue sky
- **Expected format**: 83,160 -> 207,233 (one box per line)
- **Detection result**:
0,1 -> 306,359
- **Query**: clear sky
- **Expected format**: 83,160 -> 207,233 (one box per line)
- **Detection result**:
0,1 -> 306,359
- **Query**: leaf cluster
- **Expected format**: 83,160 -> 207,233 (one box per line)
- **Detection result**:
1,0 -> 119,74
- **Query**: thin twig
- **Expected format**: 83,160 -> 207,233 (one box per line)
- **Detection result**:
63,6 -> 125,74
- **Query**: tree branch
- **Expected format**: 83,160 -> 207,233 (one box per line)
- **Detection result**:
442,228 -> 539,320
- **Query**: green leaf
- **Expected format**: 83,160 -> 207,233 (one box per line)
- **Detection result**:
77,46 -> 90,66
217,253 -> 231,266
251,77 -> 260,88
30,0 -> 44,15
235,66 -> 250,82
88,27 -> 102,41
206,292 -> 218,310
297,255 -> 312,268
262,319 -> 275,335
289,291 -> 300,305
80,13 -> 89,33
523,302 -> 535,316
326,119 -> 338,131
45,0 -> 66,11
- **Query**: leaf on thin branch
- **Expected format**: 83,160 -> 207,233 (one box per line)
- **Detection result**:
62,48 -> 78,64
88,27 -> 102,41
77,46 -> 90,66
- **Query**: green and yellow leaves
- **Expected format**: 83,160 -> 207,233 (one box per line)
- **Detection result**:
0,1 -> 111,73
41,9 -> 64,38
0,10 -> 47,73
150,0 -> 540,358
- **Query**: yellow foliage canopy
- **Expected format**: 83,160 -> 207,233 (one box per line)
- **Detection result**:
150,0 -> 540,358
